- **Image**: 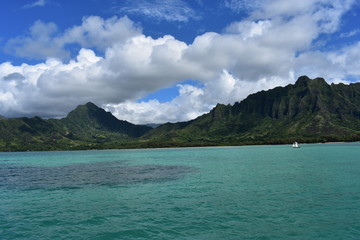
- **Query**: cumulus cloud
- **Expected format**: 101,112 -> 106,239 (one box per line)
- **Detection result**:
1,0 -> 359,124
3,72 -> 25,81
105,70 -> 290,124
5,20 -> 67,60
62,16 -> 142,52
1,32 -> 191,117
295,42 -> 360,81
5,16 -> 142,60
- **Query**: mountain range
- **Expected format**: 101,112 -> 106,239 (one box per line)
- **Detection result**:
1,76 -> 360,151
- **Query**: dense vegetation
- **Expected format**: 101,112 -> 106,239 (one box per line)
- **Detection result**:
1,76 -> 360,151
0,102 -> 152,151
143,76 -> 360,146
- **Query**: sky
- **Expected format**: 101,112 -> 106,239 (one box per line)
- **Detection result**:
0,0 -> 360,124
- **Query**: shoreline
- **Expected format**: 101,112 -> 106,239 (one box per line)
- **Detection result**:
1,141 -> 358,153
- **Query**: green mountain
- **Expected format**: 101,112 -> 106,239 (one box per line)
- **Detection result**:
0,116 -> 64,151
0,102 -> 152,151
51,102 -> 151,140
144,76 -> 360,146
1,76 -> 360,151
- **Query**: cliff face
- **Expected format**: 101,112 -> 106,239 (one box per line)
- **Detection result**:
146,76 -> 360,145
234,76 -> 360,119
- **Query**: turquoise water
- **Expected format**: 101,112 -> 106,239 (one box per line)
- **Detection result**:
1,143 -> 360,239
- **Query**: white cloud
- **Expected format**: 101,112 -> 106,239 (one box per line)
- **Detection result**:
62,16 -> 142,52
105,70 -> 289,124
1,0 -> 359,124
5,20 -> 68,60
224,0 -> 262,13
295,42 -> 360,82
5,16 -> 142,60
226,20 -> 272,40
1,31 -> 191,117
340,29 -> 360,38
117,0 -> 198,22
23,0 -> 47,9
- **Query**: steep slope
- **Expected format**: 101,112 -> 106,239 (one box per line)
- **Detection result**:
0,102 -> 152,151
145,76 -> 360,145
51,102 -> 152,141
0,116 -> 65,151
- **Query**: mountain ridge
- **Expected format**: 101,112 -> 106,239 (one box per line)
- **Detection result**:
1,76 -> 360,151
143,76 -> 360,146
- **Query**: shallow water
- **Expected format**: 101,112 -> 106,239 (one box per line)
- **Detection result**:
1,143 -> 360,239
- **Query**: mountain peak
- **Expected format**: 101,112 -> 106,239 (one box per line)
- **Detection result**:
62,102 -> 152,138
66,102 -> 102,119
295,76 -> 328,87
85,102 -> 98,108
296,75 -> 311,83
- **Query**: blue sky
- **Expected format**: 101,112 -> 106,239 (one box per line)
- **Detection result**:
0,0 -> 360,124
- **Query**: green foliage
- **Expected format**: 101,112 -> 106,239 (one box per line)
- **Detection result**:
145,76 -> 360,146
52,102 -> 151,139
2,76 -> 360,152
0,102 -> 152,151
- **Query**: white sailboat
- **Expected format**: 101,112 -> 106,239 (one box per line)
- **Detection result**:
292,141 -> 300,148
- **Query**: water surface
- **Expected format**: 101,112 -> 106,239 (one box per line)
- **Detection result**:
1,143 -> 360,239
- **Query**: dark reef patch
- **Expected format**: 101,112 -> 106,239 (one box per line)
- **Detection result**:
0,161 -> 194,190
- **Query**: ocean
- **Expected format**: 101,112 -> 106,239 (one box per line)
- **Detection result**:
1,143 -> 360,239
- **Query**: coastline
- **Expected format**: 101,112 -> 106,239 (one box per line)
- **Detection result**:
1,140 -> 358,153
